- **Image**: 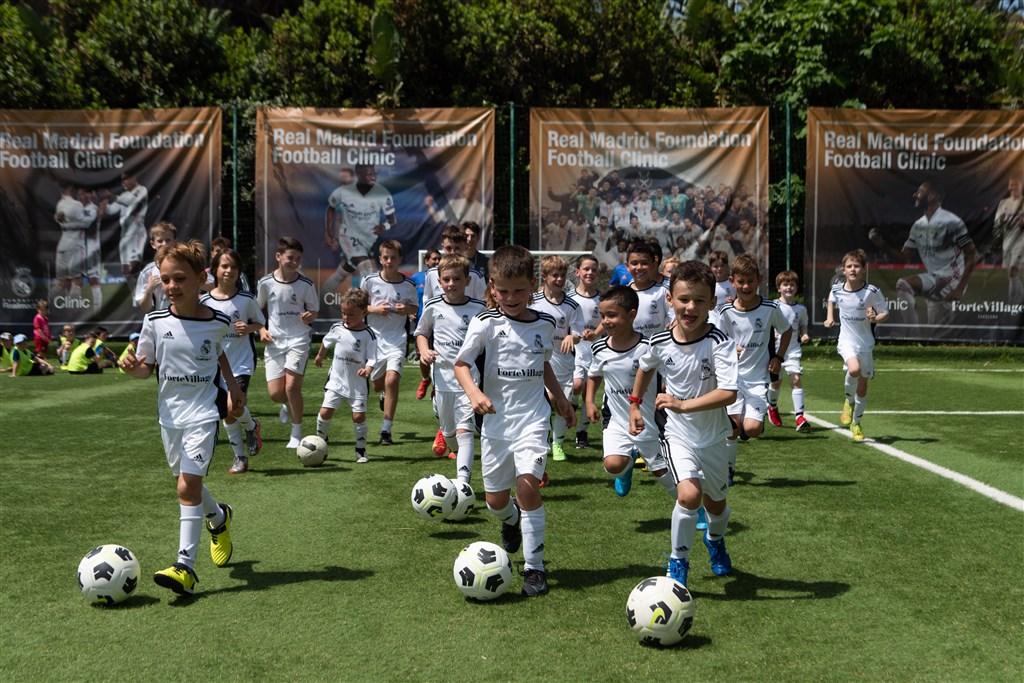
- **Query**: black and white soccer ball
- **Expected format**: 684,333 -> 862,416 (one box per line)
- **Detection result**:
452,541 -> 512,601
77,544 -> 140,605
410,474 -> 458,520
445,480 -> 476,522
296,435 -> 328,467
625,576 -> 696,647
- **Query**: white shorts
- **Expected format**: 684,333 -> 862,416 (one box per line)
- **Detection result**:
727,379 -> 769,422
918,270 -> 964,303
780,355 -> 804,377
661,436 -> 730,502
434,390 -> 475,436
480,434 -> 548,493
370,339 -> 406,380
55,235 -> 87,280
85,239 -> 102,279
602,421 -> 666,471
837,342 -> 875,380
338,231 -> 374,263
264,337 -> 311,380
321,387 -> 367,414
161,421 -> 218,477
119,219 -> 147,264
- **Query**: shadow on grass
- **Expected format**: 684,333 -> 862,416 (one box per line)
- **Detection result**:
254,463 -> 350,477
693,568 -> 849,602
869,435 -> 940,446
166,560 -> 373,604
744,477 -> 857,489
633,517 -> 751,538
549,564 -> 665,591
639,634 -> 713,651
756,433 -> 829,442
101,595 -> 161,609
542,475 -> 608,487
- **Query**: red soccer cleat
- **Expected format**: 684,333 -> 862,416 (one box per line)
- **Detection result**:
766,405 -> 782,427
795,414 -> 810,432
432,429 -> 447,456
416,378 -> 431,400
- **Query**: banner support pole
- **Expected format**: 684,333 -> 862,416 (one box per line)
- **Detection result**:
232,101 -> 239,247
785,101 -> 792,271
508,102 -> 515,244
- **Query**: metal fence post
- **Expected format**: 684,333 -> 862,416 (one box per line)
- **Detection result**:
785,101 -> 792,271
232,101 -> 239,248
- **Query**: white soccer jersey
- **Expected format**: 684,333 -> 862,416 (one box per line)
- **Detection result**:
904,207 -> 972,288
640,327 -> 738,448
632,282 -> 674,338
715,298 -> 791,382
106,184 -> 147,224
321,323 -> 377,400
567,289 -> 601,368
775,299 -> 808,362
360,272 -> 418,343
135,261 -> 169,311
422,266 -> 486,302
136,309 -> 231,429
714,279 -> 736,303
589,337 -> 656,431
256,272 -> 319,340
200,290 -> 265,377
456,310 -> 555,440
328,182 -> 395,254
56,196 -> 94,242
530,291 -> 585,383
414,296 -> 488,391
829,283 -> 888,353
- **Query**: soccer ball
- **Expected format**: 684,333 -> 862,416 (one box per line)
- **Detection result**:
296,435 -> 328,467
410,474 -> 458,520
625,576 -> 696,647
446,480 -> 476,522
452,541 -> 512,601
77,544 -> 140,605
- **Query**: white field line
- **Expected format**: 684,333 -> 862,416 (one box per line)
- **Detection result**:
820,411 -> 1023,415
804,414 -> 1024,512
876,368 -> 1023,373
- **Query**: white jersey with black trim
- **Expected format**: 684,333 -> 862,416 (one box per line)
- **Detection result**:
904,207 -> 972,287
135,261 -> 169,311
715,298 -> 791,382
529,291 -> 585,383
328,182 -> 395,251
360,272 -> 418,342
105,185 -> 147,229
456,310 -> 555,440
321,323 -> 377,400
256,272 -> 319,341
56,196 -> 94,248
136,309 -> 231,429
774,299 -> 808,362
589,336 -> 656,431
413,296 -> 487,391
567,288 -> 602,364
200,290 -> 265,377
422,266 -> 486,302
632,282 -> 674,338
828,283 -> 888,353
640,327 -> 738,448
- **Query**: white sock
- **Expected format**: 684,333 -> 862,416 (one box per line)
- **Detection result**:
792,388 -> 805,414
177,503 -> 204,568
853,394 -> 868,424
455,432 -> 474,482
240,406 -> 255,431
201,487 -> 225,526
381,418 -> 393,433
316,416 -> 332,441
354,422 -> 368,450
91,285 -> 102,308
767,385 -> 780,407
225,420 -> 245,458
521,506 -> 546,571
705,505 -> 730,540
487,500 -> 519,525
552,415 -> 566,443
844,374 -> 858,403
655,470 -> 677,498
670,502 -> 698,560
290,422 -> 302,439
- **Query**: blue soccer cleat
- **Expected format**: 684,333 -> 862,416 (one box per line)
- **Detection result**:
665,556 -> 690,587
703,533 -> 733,576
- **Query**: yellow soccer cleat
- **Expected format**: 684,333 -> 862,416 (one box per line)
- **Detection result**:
850,424 -> 865,442
206,504 -> 233,567
153,563 -> 198,595
551,442 -> 566,461
840,399 -> 853,426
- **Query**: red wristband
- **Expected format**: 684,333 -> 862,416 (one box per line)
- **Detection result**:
628,395 -> 643,406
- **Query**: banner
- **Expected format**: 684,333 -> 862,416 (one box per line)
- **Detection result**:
806,108 -> 1024,342
0,107 -> 221,337
255,107 -> 494,327
530,107 -> 769,276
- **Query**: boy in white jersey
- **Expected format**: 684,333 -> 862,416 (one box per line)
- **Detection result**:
415,255 -> 487,481
120,240 -> 243,596
530,255 -> 584,463
569,255 -> 602,449
825,249 -> 889,441
767,270 -> 811,432
455,246 -> 575,597
361,239 -> 418,446
201,248 -> 266,474
708,250 -> 736,309
257,236 -> 319,449
135,222 -> 177,313
630,260 -> 739,587
626,241 -> 673,339
314,288 -> 377,463
585,286 -> 676,498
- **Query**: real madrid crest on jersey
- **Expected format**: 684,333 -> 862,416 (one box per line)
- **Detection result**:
534,334 -> 543,351
558,315 -> 565,327
631,359 -> 640,374
700,358 -> 713,380
461,314 -> 470,326
355,339 -> 362,351
290,292 -> 298,304
650,300 -> 658,312
754,318 -> 763,330
199,339 -> 213,360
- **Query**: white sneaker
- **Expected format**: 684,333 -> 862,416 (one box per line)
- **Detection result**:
286,436 -> 300,449
279,404 -> 289,424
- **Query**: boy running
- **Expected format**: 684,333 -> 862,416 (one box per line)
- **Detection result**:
767,270 -> 811,432
568,254 -> 602,449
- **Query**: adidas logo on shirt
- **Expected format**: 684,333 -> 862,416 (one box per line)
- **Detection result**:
666,357 -> 675,365
163,331 -> 174,339
498,330 -> 508,338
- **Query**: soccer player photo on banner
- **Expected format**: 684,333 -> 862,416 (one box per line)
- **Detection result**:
0,107 -> 222,337
255,107 -> 494,326
529,108 -> 769,277
806,108 -> 1024,343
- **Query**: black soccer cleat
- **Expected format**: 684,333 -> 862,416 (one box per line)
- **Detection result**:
378,430 -> 394,446
500,508 -> 522,553
521,569 -> 549,597
574,431 -> 590,449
